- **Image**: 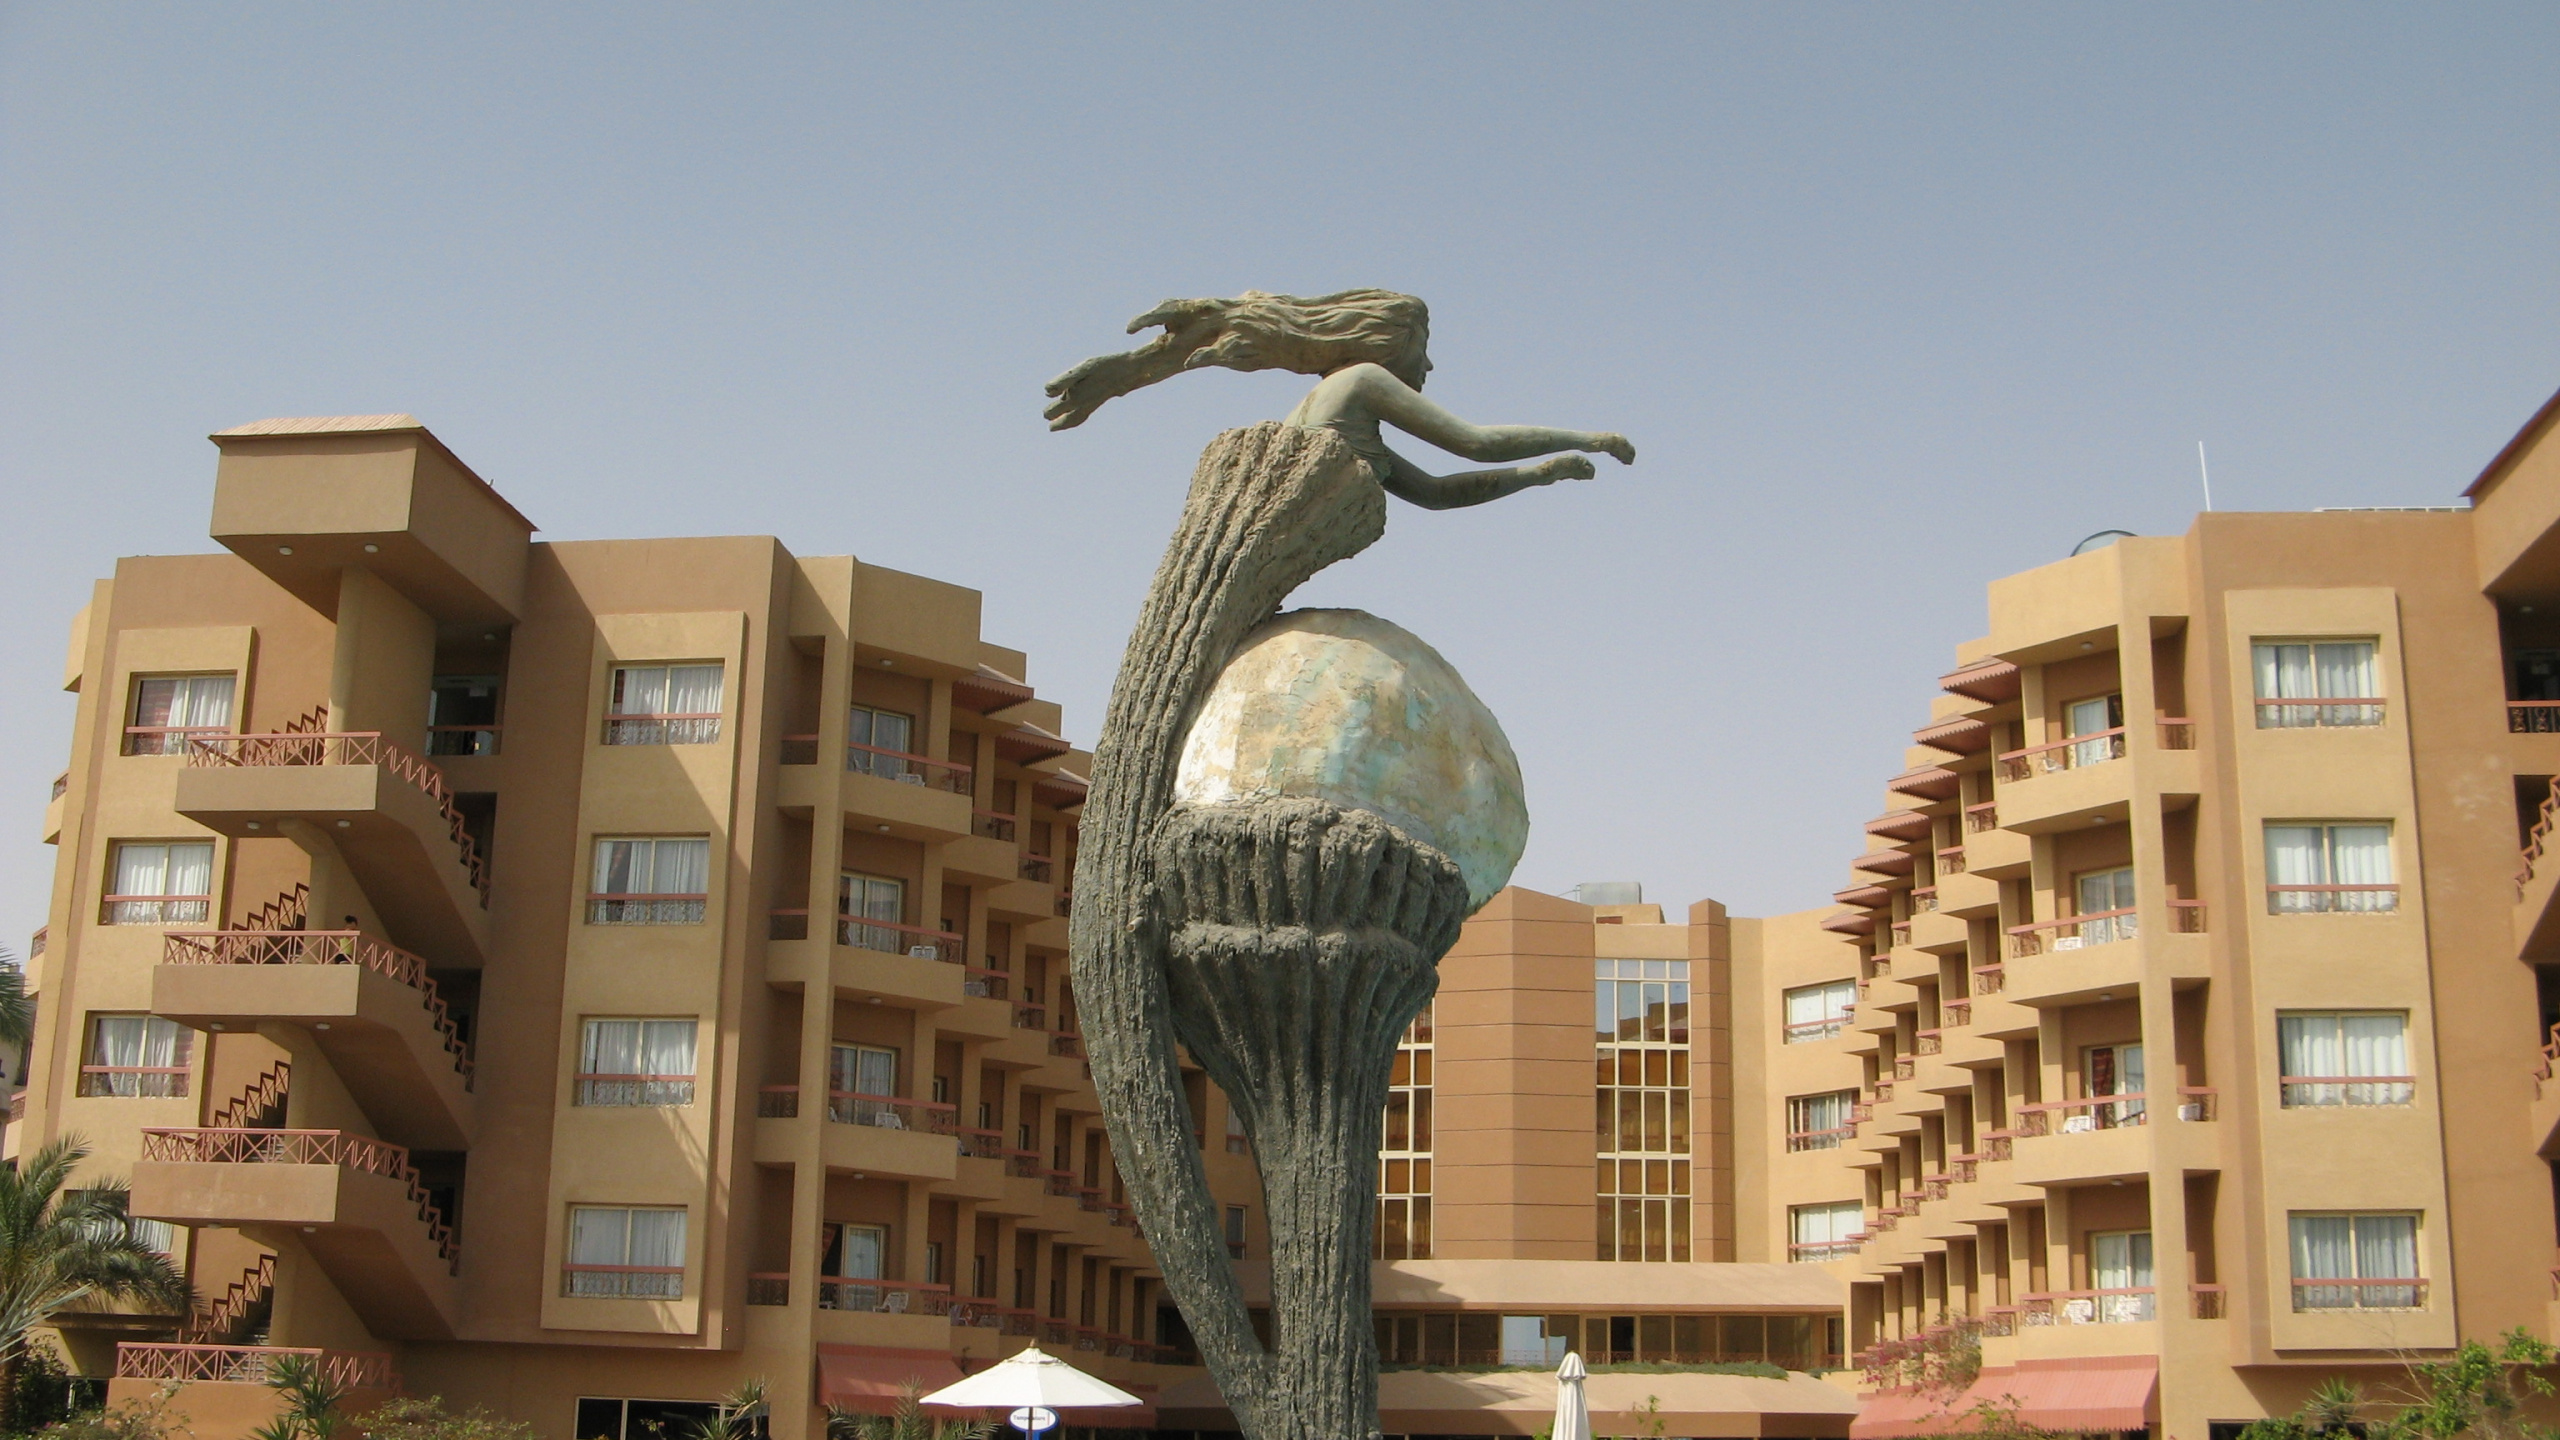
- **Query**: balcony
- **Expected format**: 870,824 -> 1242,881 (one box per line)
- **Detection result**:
154,930 -> 473,1149
109,1343 -> 399,1414
754,1087 -> 957,1181
132,1128 -> 459,1339
2006,1092 -> 2219,1186
844,743 -> 974,839
174,733 -> 490,964
839,916 -> 965,964
1990,732 -> 2133,834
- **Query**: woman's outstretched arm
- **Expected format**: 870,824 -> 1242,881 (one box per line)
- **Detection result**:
1378,449 -> 1598,511
1347,364 -> 1636,465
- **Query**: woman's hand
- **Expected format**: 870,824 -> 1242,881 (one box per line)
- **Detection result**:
1587,433 -> 1636,465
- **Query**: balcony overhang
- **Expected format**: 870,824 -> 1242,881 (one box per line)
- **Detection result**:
131,1156 -> 458,1340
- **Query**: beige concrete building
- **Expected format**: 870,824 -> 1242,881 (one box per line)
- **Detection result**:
27,415 -> 1236,1436
1736,389 -> 2560,1440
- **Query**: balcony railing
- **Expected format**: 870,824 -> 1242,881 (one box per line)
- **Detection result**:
755,1086 -> 958,1134
780,734 -> 819,765
2019,1287 -> 2156,1325
1937,844 -> 1966,876
1998,727 -> 2124,782
563,1263 -> 683,1299
603,712 -> 722,746
2268,884 -> 2398,914
1049,1032 -> 1084,1059
1012,1004 -> 1047,1032
1911,888 -> 1938,914
140,1128 -> 455,1264
2007,908 -> 2136,957
957,1127 -> 1009,1159
1785,1127 -> 1852,1153
2191,1283 -> 2226,1319
972,810 -> 1018,842
1787,1240 -> 1860,1262
747,1274 -> 790,1305
2280,1075 -> 2415,1108
165,929 -> 474,1083
115,1342 -> 397,1388
2293,1276 -> 2427,1311
2257,697 -> 2385,729
1964,802 -> 1999,833
587,893 -> 707,925
2512,701 -> 2560,734
1915,1029 -> 1943,1056
1783,1017 -> 1848,1043
1973,964 -> 2005,994
185,732 -> 490,900
102,895 -> 212,926
575,1074 -> 696,1107
846,741 -> 971,794
1019,856 -> 1056,884
424,725 -> 501,757
837,915 -> 964,961
769,908 -> 810,941
818,1276 -> 953,1315
124,725 -> 232,757
2017,1094 -> 2151,1134
78,1065 -> 190,1098
2158,717 -> 2196,750
1941,1000 -> 1971,1028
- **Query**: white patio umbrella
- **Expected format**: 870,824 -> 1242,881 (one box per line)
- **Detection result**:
1552,1351 -> 1593,1440
920,1346 -> 1143,1433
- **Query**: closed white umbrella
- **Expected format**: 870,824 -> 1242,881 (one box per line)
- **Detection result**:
1552,1351 -> 1593,1440
919,1345 -> 1145,1411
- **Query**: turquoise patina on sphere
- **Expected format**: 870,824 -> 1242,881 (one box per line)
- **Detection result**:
1172,608 -> 1528,910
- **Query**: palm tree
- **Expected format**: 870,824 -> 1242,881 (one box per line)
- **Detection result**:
0,1136 -> 191,1431
0,945 -> 36,1051
679,1379 -> 769,1440
253,1352 -> 351,1440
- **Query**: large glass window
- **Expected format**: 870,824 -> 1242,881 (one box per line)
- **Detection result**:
2254,641 -> 2383,728
847,704 -> 918,780
2290,1213 -> 2422,1310
2066,694 -> 2125,768
587,838 -> 710,924
837,872 -> 917,955
574,1399 -> 723,1440
104,841 -> 214,925
2089,1230 -> 2156,1322
1785,1091 -> 1856,1152
2079,1043 -> 2145,1129
828,1043 -> 902,1127
125,674 -> 236,755
2265,823 -> 2395,913
2279,1013 -> 2413,1107
603,664 -> 724,745
576,1019 -> 699,1106
564,1206 -> 686,1298
1788,1201 -> 1864,1262
1377,1005 -> 1434,1261
428,675 -> 502,756
80,1015 -> 191,1097
2069,866 -> 2138,947
1595,958 -> 1690,1261
1783,981 -> 1855,1043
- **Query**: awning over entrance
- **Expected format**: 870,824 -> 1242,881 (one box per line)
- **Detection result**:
1851,1357 -> 2158,1437
1162,1368 -> 1859,1437
816,1346 -> 966,1413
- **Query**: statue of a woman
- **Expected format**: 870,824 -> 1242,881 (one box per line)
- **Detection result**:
1044,287 -> 1635,505
1049,289 -> 1630,1440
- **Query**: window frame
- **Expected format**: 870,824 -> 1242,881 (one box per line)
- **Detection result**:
562,1204 -> 689,1299
2263,821 -> 2398,914
1788,1200 -> 1865,1262
1782,980 -> 1856,1043
123,673 -> 238,756
79,1013 -> 192,1098
2252,638 -> 2385,728
2288,1211 -> 2424,1311
602,663 -> 726,746
574,1018 -> 701,1107
101,840 -> 215,926
1784,1090 -> 1858,1152
2277,1011 -> 2415,1108
586,836 -> 712,925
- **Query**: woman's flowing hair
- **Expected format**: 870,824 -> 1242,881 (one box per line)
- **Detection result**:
1043,288 -> 1430,431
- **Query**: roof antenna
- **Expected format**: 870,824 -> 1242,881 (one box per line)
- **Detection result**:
2198,441 -> 2215,513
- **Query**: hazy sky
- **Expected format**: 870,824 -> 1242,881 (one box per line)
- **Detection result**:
3,4 -> 2553,950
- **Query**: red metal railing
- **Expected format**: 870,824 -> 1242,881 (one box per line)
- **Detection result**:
2520,776 -> 2560,897
755,1086 -> 958,1134
563,1263 -> 683,1298
1785,1127 -> 1852,1153
972,809 -> 1018,841
2511,701 -> 2560,734
2009,907 -> 2138,956
1937,844 -> 1967,876
2292,1276 -> 2427,1310
1019,855 -> 1056,884
1915,1029 -> 1943,1056
815,1276 -> 953,1315
838,915 -> 964,961
1783,1017 -> 1848,1043
846,741 -> 971,794
79,1064 -> 191,1098
209,1064 -> 289,1130
140,1128 -> 455,1263
2018,1287 -> 2156,1324
603,712 -> 722,746
587,893 -> 708,925
2279,1075 -> 2414,1107
424,725 -> 501,757
2191,1283 -> 2226,1319
1911,888 -> 1938,914
963,967 -> 1010,999
180,1254 -> 277,1344
165,929 -> 473,1083
1787,1240 -> 1860,1262
2158,717 -> 2196,749
1942,1000 -> 1971,1028
2267,884 -> 2399,914
115,1342 -> 396,1387
1999,727 -> 2125,781
185,732 -> 490,901
125,725 -> 232,757
101,894 -> 212,926
575,1073 -> 696,1107
780,734 -> 820,765
2257,697 -> 2386,728
1965,802 -> 1999,833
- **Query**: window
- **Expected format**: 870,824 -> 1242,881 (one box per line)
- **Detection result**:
1785,1091 -> 1856,1152
2265,824 -> 2395,913
2290,1213 -> 2422,1310
2254,641 -> 2382,728
2279,1013 -> 2413,1107
1225,1205 -> 1248,1260
828,1044 -> 901,1126
129,1216 -> 177,1255
1377,1005 -> 1434,1261
603,664 -> 723,746
2079,1043 -> 2145,1129
824,1222 -> 887,1284
576,1019 -> 698,1106
80,1015 -> 191,1097
564,1206 -> 686,1298
1595,958 -> 1691,1261
1789,1201 -> 1864,1262
1783,981 -> 1856,1043
103,841 -> 213,925
837,872 -> 919,955
428,675 -> 502,756
2065,693 -> 2125,768
2069,866 -> 2138,947
574,1399 -> 724,1440
587,838 -> 710,924
847,705 -> 918,780
125,674 -> 235,755
2087,1230 -> 2156,1322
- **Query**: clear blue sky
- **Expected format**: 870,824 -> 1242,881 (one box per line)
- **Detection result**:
3,4 -> 2553,949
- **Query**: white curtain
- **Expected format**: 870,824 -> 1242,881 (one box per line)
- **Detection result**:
2343,1014 -> 2409,1103
641,1020 -> 696,1079
832,1044 -> 898,1099
610,667 -> 670,716
593,839 -> 708,895
2330,825 -> 2394,910
89,1016 -> 145,1070
836,1224 -> 884,1280
2094,1231 -> 2156,1322
1791,1201 -> 1862,1246
2255,643 -> 2319,727
583,1019 -> 641,1076
2356,1215 -> 2419,1305
652,839 -> 709,896
628,1209 -> 686,1270
2265,826 -> 2327,912
666,665 -> 723,716
2076,867 -> 2137,944
2317,642 -> 2378,703
569,1208 -> 627,1266
2280,1015 -> 2343,1092
592,841 -> 645,894
2291,1215 -> 2356,1308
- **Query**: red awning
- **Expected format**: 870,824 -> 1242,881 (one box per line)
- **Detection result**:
1849,1388 -> 1945,1439
816,1347 -> 967,1413
1820,911 -> 1877,936
996,723 -> 1075,765
1939,660 -> 2023,703
954,665 -> 1036,714
1977,1357 -> 2157,1434
1912,717 -> 1992,755
1865,810 -> 1935,842
1833,885 -> 1891,910
1854,849 -> 1918,877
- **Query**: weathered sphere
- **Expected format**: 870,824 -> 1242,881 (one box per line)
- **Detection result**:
1173,608 -> 1527,910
